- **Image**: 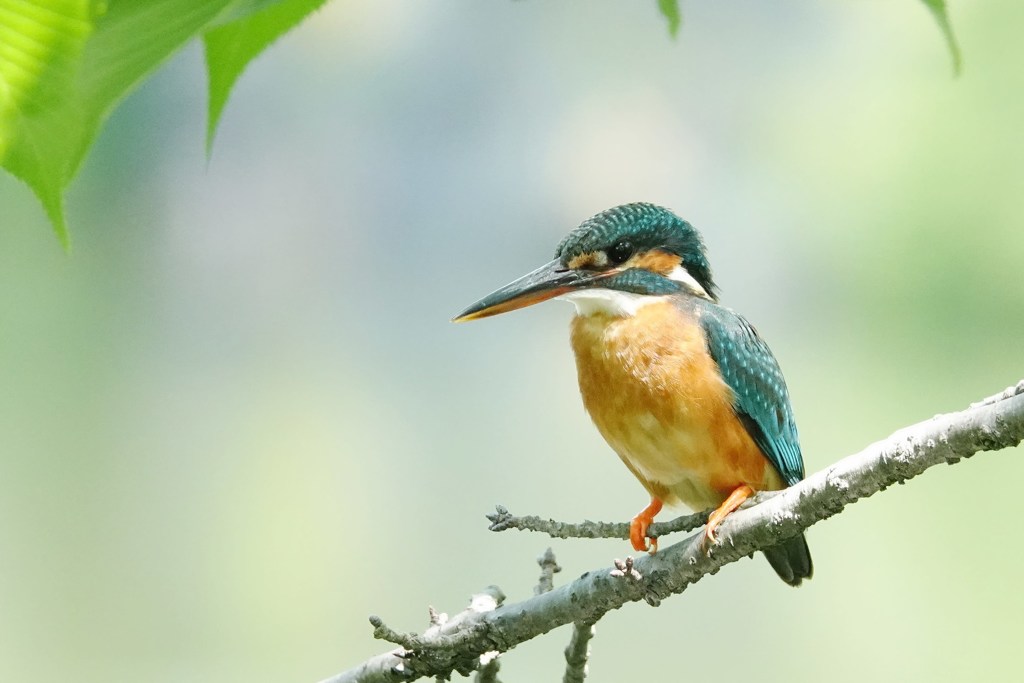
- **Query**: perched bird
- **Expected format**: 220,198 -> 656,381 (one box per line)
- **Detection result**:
453,203 -> 812,586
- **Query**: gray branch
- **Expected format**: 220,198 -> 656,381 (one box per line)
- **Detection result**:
535,548 -> 562,595
473,656 -> 500,683
562,621 -> 596,683
320,381 -> 1024,683
487,505 -> 710,542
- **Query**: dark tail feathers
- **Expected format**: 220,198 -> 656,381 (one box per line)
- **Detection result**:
763,533 -> 813,587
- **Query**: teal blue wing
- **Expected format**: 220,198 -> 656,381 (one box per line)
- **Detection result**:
697,302 -> 804,486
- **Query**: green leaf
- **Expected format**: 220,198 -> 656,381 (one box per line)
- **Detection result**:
0,0 -> 96,246
1,0 -> 237,244
204,0 -> 326,154
920,0 -> 962,76
658,0 -> 681,39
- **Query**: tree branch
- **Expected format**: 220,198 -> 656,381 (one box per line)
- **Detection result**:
561,621 -> 596,683
535,548 -> 562,595
320,381 -> 1024,683
473,653 -> 500,683
487,505 -> 710,542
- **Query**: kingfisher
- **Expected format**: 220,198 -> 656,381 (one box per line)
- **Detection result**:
453,203 -> 812,586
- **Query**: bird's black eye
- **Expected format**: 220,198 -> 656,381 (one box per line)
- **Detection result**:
606,240 -> 634,266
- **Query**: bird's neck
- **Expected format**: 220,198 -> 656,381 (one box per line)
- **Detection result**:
558,288 -> 666,318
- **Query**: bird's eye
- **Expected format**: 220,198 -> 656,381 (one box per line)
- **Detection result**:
606,240 -> 634,266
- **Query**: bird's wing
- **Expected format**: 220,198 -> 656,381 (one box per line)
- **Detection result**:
697,302 -> 804,486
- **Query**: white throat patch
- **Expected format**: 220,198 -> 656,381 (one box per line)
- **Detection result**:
557,289 -> 662,317
557,264 -> 709,317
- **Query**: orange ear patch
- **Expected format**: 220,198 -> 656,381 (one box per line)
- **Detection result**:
567,251 -> 608,270
626,249 -> 681,275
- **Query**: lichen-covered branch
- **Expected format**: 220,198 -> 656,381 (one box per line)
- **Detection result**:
320,382 -> 1024,683
535,548 -> 562,595
487,505 -> 710,543
562,621 -> 596,683
473,654 -> 500,683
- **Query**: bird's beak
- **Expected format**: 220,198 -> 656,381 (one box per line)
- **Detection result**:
453,259 -> 607,322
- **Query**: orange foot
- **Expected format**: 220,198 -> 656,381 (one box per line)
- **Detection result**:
704,485 -> 754,545
629,498 -> 663,553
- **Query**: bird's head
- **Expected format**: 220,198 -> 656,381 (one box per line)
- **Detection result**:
453,203 -> 717,322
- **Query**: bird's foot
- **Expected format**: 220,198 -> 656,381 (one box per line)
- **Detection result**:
703,485 -> 754,547
629,498 -> 663,553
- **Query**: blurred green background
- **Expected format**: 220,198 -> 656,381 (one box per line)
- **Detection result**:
1,1 -> 1022,681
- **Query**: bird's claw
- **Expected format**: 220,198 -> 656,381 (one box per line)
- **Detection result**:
630,528 -> 658,554
700,485 -> 753,552
699,524 -> 721,553
629,498 -> 664,554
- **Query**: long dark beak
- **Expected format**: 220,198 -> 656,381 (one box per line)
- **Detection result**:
453,259 -> 607,322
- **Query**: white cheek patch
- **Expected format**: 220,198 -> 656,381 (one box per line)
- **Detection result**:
557,288 -> 663,317
666,265 -> 710,298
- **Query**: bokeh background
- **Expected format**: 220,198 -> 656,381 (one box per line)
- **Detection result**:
1,1 -> 1022,681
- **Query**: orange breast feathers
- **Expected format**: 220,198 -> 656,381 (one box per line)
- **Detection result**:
569,300 -> 786,511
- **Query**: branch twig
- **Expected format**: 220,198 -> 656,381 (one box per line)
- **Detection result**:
488,506 -> 710,542
473,653 -> 500,683
535,548 -> 562,595
562,621 -> 596,683
321,381 -> 1024,683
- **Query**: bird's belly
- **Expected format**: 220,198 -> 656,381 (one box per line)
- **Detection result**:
570,302 -> 783,511
602,414 -> 735,510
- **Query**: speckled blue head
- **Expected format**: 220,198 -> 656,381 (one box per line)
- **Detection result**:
555,203 -> 717,300
453,203 -> 717,321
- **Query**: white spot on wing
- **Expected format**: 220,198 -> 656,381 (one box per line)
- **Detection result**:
666,265 -> 710,298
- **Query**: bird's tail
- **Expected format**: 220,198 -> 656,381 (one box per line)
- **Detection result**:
762,533 -> 813,587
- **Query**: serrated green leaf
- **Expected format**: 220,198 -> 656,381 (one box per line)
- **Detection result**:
658,0 -> 681,39
203,0 -> 326,154
1,0 -> 236,244
0,0 -> 95,246
920,0 -> 962,76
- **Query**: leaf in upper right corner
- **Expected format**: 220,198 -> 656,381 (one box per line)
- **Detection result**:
658,0 -> 682,38
920,0 -> 962,75
203,0 -> 327,154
